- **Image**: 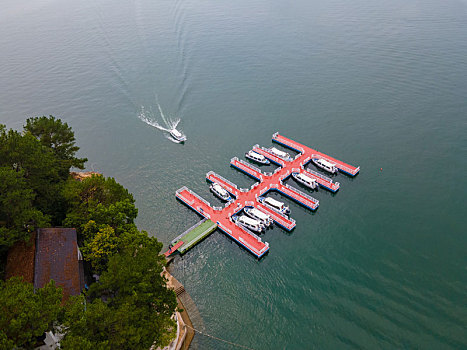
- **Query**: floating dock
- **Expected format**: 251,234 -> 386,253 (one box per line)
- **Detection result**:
165,132 -> 359,258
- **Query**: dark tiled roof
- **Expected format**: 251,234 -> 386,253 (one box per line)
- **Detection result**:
34,228 -> 82,300
5,232 -> 36,283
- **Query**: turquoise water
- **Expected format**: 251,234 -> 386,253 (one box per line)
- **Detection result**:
1,0 -> 466,348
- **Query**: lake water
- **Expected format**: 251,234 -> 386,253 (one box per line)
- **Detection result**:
1,0 -> 466,348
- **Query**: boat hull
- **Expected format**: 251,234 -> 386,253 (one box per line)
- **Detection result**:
169,130 -> 187,143
244,207 -> 273,227
245,152 -> 270,165
233,216 -> 265,233
291,172 -> 318,189
210,185 -> 231,201
311,158 -> 338,174
258,197 -> 290,216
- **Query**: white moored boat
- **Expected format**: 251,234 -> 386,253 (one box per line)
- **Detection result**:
169,128 -> 187,143
312,158 -> 338,174
292,172 -> 318,189
244,207 -> 273,227
210,183 -> 232,201
258,196 -> 290,215
245,150 -> 270,165
234,215 -> 265,233
269,147 -> 291,160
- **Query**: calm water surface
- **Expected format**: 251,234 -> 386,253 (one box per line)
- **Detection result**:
1,0 -> 466,348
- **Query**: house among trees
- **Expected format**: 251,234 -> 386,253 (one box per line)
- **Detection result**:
6,228 -> 85,301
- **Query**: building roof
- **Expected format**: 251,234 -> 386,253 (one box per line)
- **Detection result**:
34,228 -> 83,300
5,232 -> 36,283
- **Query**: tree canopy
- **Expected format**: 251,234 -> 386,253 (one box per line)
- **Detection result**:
0,277 -> 63,349
24,116 -> 87,176
0,166 -> 48,248
62,174 -> 140,273
62,175 -> 137,235
61,234 -> 177,350
0,116 -> 88,247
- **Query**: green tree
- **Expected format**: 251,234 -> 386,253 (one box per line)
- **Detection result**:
0,277 -> 63,349
0,167 -> 48,249
0,124 -> 66,225
24,116 -> 87,177
81,221 -> 119,273
61,296 -> 111,350
63,175 -> 137,235
62,235 -> 177,350
63,175 -> 139,274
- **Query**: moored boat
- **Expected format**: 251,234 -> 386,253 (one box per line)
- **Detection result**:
292,172 -> 318,189
258,196 -> 290,215
244,207 -> 273,227
233,215 -> 265,232
210,182 -> 232,201
245,150 -> 270,165
269,147 -> 292,161
312,158 -> 338,174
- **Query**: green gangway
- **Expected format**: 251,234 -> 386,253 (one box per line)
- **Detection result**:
172,219 -> 218,254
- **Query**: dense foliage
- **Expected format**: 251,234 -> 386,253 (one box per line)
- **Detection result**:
0,117 -> 177,349
0,117 -> 86,249
61,234 -> 177,350
0,166 -> 48,247
0,277 -> 63,349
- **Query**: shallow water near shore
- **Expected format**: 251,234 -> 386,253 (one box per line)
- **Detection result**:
1,0 -> 466,348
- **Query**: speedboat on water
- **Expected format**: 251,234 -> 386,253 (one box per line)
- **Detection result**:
312,158 -> 338,174
210,182 -> 232,201
245,150 -> 270,165
169,128 -> 187,143
233,215 -> 265,233
244,207 -> 273,227
258,196 -> 290,215
269,147 -> 292,161
292,172 -> 318,189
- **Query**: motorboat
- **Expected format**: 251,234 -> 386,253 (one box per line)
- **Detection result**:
245,150 -> 270,165
244,207 -> 273,227
269,147 -> 291,160
312,158 -> 338,174
210,182 -> 232,201
292,172 -> 318,189
169,128 -> 187,143
258,196 -> 290,215
233,215 -> 265,233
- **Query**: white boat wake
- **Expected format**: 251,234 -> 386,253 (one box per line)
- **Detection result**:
138,103 -> 186,143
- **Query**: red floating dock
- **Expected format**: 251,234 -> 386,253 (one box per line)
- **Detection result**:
230,157 -> 263,181
273,133 -> 360,176
173,132 -> 359,258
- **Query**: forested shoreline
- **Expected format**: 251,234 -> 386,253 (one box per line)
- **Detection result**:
0,116 -> 177,349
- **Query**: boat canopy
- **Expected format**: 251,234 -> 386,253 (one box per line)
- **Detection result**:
271,147 -> 287,157
317,158 -> 335,168
213,183 -> 228,196
265,197 -> 285,209
171,129 -> 182,137
249,208 -> 270,220
249,151 -> 265,160
297,173 -> 315,183
239,215 -> 260,226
